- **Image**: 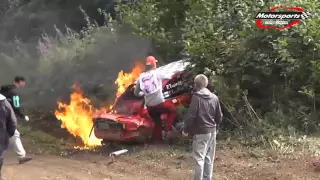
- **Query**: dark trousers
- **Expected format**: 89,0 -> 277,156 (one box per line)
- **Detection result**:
147,101 -> 176,140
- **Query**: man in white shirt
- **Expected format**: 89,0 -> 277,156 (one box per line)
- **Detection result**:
134,56 -> 176,140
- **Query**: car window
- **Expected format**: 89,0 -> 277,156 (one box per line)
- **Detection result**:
112,84 -> 144,115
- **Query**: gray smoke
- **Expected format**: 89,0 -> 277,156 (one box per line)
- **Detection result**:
0,1 -> 157,111
0,27 -> 152,110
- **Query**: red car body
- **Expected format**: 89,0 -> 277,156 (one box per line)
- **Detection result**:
92,60 -> 192,142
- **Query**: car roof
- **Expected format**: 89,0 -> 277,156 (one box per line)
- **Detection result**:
134,59 -> 190,83
157,59 -> 190,76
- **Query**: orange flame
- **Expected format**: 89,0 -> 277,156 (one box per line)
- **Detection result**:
55,85 -> 102,149
110,62 -> 144,111
54,62 -> 144,149
115,62 -> 144,98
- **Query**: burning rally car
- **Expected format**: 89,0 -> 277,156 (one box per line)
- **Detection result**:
92,59 -> 192,143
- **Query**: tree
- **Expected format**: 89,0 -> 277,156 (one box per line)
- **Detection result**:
117,0 -> 188,61
0,0 -> 116,41
117,0 -> 320,132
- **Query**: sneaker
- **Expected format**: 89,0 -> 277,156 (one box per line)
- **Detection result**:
19,157 -> 32,164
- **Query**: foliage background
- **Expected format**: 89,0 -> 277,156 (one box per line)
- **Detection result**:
117,0 -> 320,135
0,0 -> 320,139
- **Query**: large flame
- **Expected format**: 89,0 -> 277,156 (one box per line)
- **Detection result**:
115,62 -> 144,98
54,62 -> 144,149
110,62 -> 144,111
55,85 -> 102,149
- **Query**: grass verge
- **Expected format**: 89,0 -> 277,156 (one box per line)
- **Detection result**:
18,125 -> 72,155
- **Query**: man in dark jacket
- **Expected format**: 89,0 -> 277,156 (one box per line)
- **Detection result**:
0,93 -> 17,179
0,76 -> 32,164
183,74 -> 223,180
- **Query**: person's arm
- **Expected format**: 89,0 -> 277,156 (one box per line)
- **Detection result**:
5,100 -> 17,137
183,95 -> 199,134
214,97 -> 223,125
134,80 -> 143,97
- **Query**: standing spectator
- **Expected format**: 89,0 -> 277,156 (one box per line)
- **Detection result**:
0,76 -> 32,164
0,93 -> 17,179
183,74 -> 223,180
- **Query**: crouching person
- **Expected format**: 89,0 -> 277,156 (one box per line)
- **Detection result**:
0,94 -> 17,179
183,74 -> 223,180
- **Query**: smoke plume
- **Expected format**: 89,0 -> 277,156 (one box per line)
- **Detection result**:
0,27 -> 152,110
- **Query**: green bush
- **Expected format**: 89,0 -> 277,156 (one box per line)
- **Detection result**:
117,0 -> 320,134
1,0 -> 320,145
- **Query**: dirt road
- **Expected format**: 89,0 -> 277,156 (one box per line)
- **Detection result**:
2,145 -> 320,180
3,145 -> 192,180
